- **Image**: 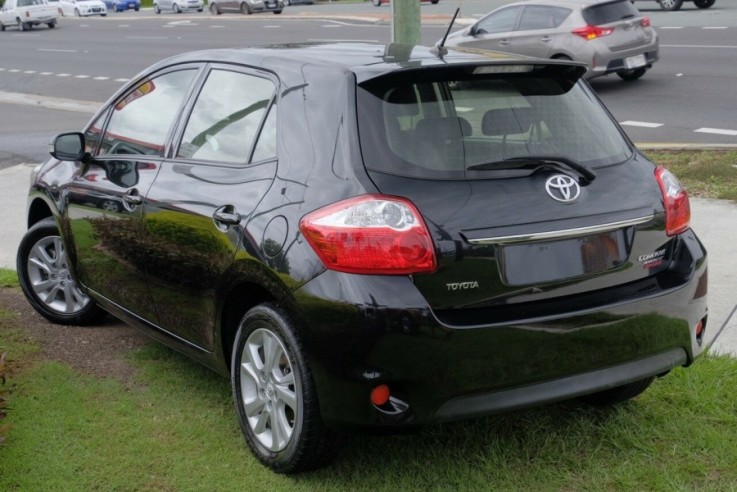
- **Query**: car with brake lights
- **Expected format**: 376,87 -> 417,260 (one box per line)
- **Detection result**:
443,0 -> 659,81
17,42 -> 708,473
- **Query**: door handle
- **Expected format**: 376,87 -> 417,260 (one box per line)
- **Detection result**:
212,205 -> 242,228
540,36 -> 551,43
122,189 -> 142,206
499,39 -> 510,46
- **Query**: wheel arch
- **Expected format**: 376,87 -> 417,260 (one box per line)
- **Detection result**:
27,196 -> 55,229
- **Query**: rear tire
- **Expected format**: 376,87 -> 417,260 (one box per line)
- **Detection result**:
617,66 -> 647,81
210,2 -> 220,13
17,218 -> 106,326
173,3 -> 181,12
74,7 -> 81,15
580,377 -> 655,406
17,18 -> 27,31
372,0 -> 381,6
693,0 -> 715,7
153,3 -> 160,13
273,9 -> 281,13
47,20 -> 56,28
231,304 -> 339,473
658,0 -> 683,11
240,1 -> 251,14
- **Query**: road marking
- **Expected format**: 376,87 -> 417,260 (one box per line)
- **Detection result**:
37,48 -> 78,53
39,72 -> 53,75
9,69 -> 21,73
695,128 -> 737,136
75,75 -> 90,79
308,38 -> 380,42
210,25 -> 226,28
57,73 -> 71,77
662,45 -> 737,49
322,24 -> 341,28
263,25 -> 280,28
126,36 -> 168,39
0,90 -> 100,114
94,76 -> 110,81
24,71 -> 37,74
115,78 -> 130,82
703,26 -> 728,30
659,26 -> 683,29
620,121 -> 663,128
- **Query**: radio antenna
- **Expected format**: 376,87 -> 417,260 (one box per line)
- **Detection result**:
432,7 -> 460,59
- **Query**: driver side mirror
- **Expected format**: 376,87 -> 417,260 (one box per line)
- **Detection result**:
49,132 -> 89,162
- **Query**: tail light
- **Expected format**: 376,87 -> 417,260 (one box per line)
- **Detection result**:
640,16 -> 651,28
299,194 -> 437,275
572,25 -> 613,40
655,167 -> 690,236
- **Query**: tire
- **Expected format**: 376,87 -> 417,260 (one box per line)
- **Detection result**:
153,3 -> 160,13
101,13 -> 106,16
285,0 -> 291,5
231,304 -> 339,473
617,66 -> 647,81
658,0 -> 683,11
47,20 -> 56,28
173,3 -> 181,12
372,0 -> 381,6
580,377 -> 655,406
134,6 -> 139,10
17,18 -> 27,31
0,22 -> 5,31
240,1 -> 251,14
273,9 -> 281,13
210,2 -> 220,14
431,0 -> 439,3
16,218 -> 105,326
693,0 -> 715,8
74,8 -> 81,15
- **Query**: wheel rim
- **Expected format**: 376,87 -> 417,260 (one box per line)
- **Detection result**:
660,0 -> 677,7
26,235 -> 90,315
239,328 -> 298,452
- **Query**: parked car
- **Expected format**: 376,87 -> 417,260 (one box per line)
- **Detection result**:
0,0 -> 58,31
209,0 -> 282,14
59,0 -> 106,16
102,0 -> 138,11
17,42 -> 708,473
634,0 -> 714,11
153,0 -> 203,13
443,0 -> 658,81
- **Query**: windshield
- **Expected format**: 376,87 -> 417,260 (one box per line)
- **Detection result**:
357,66 -> 632,179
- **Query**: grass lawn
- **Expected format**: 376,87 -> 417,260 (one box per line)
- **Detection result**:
1,150 -> 736,488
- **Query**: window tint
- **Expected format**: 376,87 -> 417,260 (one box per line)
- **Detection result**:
476,6 -> 520,35
519,6 -> 571,30
357,69 -> 631,179
177,70 -> 275,164
583,0 -> 640,25
98,70 -> 196,156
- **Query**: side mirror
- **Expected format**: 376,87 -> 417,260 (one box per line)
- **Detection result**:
49,132 -> 88,162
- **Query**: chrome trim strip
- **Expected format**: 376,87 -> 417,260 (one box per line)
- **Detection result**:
466,214 -> 655,245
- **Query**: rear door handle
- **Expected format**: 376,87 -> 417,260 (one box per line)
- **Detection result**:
123,189 -> 143,206
213,206 -> 242,227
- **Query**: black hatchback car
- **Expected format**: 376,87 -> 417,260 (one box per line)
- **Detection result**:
17,43 -> 708,473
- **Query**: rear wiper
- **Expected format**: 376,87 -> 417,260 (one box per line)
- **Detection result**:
621,14 -> 636,19
467,156 -> 597,185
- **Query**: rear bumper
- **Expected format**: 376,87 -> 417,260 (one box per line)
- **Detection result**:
294,230 -> 707,430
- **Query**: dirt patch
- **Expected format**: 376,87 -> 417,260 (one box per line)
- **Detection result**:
0,287 -> 151,384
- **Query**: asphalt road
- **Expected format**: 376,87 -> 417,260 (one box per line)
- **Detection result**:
0,1 -> 736,169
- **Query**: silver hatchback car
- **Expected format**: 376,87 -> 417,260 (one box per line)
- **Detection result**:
443,0 -> 658,81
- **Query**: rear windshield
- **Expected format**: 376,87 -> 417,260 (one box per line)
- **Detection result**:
357,66 -> 632,180
582,0 -> 641,25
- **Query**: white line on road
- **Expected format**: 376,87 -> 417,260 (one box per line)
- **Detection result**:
114,78 -> 130,82
703,26 -> 728,30
93,76 -> 110,80
75,75 -> 90,79
126,36 -> 168,39
37,48 -> 78,53
659,26 -> 683,29
23,71 -> 36,74
57,73 -> 71,77
695,128 -> 737,136
662,45 -> 737,49
620,121 -> 664,128
210,25 -> 226,28
8,69 -> 20,73
262,25 -> 280,28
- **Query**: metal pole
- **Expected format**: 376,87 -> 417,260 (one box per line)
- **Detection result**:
391,0 -> 421,45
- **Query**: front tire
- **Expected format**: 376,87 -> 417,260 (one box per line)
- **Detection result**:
47,20 -> 56,28
173,3 -> 181,12
17,218 -> 105,325
210,2 -> 220,14
231,304 -> 339,473
153,3 -> 160,13
372,0 -> 381,6
617,66 -> 647,81
658,0 -> 683,10
580,377 -> 655,406
74,8 -> 81,15
17,18 -> 27,31
240,1 -> 251,14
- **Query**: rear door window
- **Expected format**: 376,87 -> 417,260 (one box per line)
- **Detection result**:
176,69 -> 276,164
518,5 -> 571,30
476,6 -> 521,34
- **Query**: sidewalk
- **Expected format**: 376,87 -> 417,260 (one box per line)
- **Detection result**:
0,163 -> 734,354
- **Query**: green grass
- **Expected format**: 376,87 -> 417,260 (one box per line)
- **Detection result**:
1,310 -> 737,489
645,149 -> 737,202
0,269 -> 19,288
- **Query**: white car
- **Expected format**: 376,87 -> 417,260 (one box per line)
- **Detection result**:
59,0 -> 107,16
153,0 -> 203,13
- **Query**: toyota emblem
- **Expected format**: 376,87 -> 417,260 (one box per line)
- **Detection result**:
545,174 -> 580,203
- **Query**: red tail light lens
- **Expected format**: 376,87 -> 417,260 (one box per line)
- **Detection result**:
640,16 -> 651,28
299,195 -> 437,275
655,167 -> 690,236
572,25 -> 614,40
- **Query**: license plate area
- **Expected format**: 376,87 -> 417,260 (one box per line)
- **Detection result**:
624,54 -> 646,69
499,231 -> 628,286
